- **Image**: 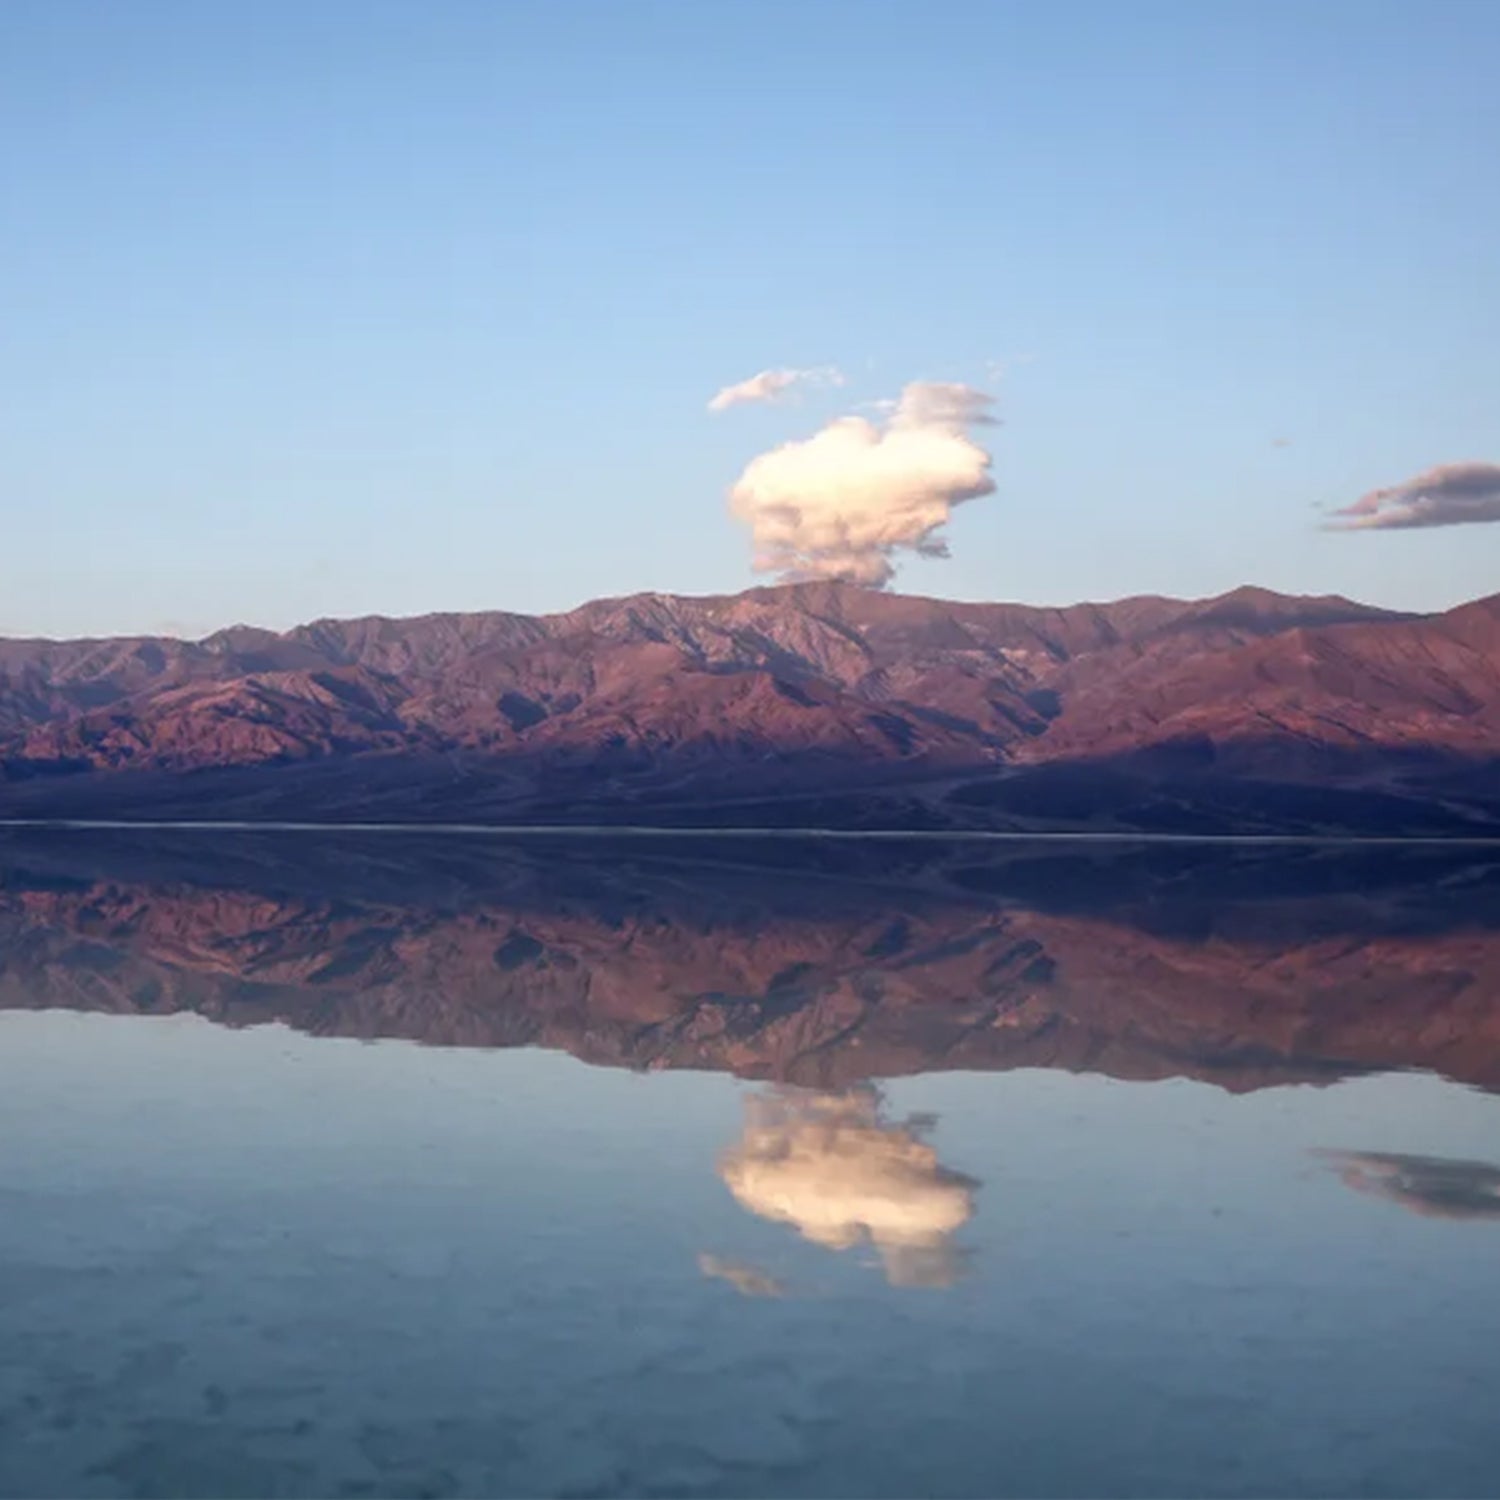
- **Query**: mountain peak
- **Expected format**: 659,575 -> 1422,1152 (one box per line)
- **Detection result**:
1183,584 -> 1402,632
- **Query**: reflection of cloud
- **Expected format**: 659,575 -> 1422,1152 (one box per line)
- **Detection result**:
1316,1150 -> 1500,1220
717,1087 -> 978,1287
698,1253 -> 784,1298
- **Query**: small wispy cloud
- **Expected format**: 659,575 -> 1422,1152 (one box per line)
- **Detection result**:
1325,461 -> 1500,531
707,365 -> 844,413
982,353 -> 1035,386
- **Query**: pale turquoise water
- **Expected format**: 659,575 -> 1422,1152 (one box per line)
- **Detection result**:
2,833 -> 1499,1497
2,1011 -> 1499,1498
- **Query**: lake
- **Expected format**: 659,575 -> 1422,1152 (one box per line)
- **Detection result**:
1,831 -> 1498,1498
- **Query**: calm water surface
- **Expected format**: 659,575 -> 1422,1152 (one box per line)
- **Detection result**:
0,833 -> 1497,1498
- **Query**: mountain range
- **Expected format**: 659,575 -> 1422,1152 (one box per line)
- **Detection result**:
3,582 -> 1498,833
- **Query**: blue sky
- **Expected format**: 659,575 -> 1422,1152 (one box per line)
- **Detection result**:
2,0 -> 1496,638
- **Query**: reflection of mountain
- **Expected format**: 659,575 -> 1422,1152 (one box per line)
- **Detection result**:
1,833 -> 1499,1092
718,1089 -> 977,1288
1317,1152 -> 1500,1221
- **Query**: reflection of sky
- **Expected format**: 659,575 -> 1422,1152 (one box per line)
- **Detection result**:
716,1087 -> 978,1287
6,1012 -> 1500,1497
1317,1150 -> 1500,1220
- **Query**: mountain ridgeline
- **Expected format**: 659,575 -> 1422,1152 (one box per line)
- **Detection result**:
2,582 -> 1498,833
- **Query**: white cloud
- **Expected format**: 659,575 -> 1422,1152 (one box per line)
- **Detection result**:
707,365 -> 844,414
727,380 -> 998,587
1327,461 -> 1500,531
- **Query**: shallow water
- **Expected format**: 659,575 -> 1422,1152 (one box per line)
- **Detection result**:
1,834 -> 1498,1498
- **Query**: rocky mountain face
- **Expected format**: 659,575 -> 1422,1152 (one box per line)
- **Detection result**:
2,834 -> 1498,1093
2,583 -> 1497,832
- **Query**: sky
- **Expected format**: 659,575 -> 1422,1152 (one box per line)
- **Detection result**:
2,0 -> 1497,639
